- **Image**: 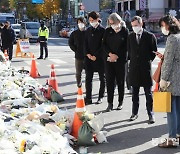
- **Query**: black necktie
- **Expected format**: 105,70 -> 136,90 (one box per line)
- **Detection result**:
137,34 -> 141,44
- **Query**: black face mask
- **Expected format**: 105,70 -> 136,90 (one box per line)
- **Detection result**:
41,24 -> 44,28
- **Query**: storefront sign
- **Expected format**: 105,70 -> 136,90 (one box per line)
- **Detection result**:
139,0 -> 148,10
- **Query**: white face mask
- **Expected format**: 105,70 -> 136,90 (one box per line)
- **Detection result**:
78,23 -> 85,30
161,27 -> 169,35
111,24 -> 121,31
90,21 -> 98,28
132,26 -> 142,34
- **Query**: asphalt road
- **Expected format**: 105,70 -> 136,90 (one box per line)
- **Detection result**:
11,37 -> 180,154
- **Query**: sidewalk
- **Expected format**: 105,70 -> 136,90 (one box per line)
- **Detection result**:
80,88 -> 180,154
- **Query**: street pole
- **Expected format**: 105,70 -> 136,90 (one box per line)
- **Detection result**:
68,0 -> 71,11
74,0 -> 78,18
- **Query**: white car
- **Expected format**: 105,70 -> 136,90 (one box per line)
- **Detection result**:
11,24 -> 21,39
67,28 -> 75,38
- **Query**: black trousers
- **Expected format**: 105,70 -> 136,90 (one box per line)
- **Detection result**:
40,42 -> 48,58
132,86 -> 153,116
2,44 -> 13,60
75,59 -> 84,87
85,69 -> 105,100
125,61 -> 131,90
106,62 -> 125,105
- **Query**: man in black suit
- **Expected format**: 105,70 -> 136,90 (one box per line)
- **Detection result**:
127,16 -> 157,124
1,21 -> 15,61
84,11 -> 105,105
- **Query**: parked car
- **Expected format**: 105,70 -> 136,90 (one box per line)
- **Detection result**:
20,22 -> 40,43
59,27 -> 75,38
11,24 -> 21,39
57,20 -> 67,32
150,30 -> 165,43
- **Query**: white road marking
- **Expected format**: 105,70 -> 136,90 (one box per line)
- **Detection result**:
49,59 -> 67,64
47,64 -> 61,68
24,61 -> 39,65
55,68 -> 71,72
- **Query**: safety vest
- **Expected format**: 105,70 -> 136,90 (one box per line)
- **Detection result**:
38,26 -> 49,39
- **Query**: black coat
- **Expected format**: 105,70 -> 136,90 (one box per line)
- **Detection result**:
103,26 -> 129,64
84,25 -> 105,72
68,29 -> 86,60
127,29 -> 157,87
1,27 -> 15,46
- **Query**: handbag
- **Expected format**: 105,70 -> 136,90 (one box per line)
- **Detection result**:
152,60 -> 163,83
153,91 -> 171,112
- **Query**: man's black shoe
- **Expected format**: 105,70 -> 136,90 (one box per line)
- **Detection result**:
116,102 -> 123,110
95,98 -> 103,104
37,57 -> 43,59
85,98 -> 92,105
148,115 -> 155,124
129,114 -> 138,121
117,105 -> 123,110
105,104 -> 113,112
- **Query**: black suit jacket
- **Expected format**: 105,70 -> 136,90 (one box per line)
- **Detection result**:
68,29 -> 86,60
84,25 -> 105,72
127,29 -> 157,87
103,26 -> 129,64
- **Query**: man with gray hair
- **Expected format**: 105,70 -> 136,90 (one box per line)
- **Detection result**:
127,16 -> 157,124
103,13 -> 128,112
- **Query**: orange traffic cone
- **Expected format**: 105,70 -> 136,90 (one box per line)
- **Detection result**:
4,50 -> 9,61
48,64 -> 59,92
46,64 -> 63,99
153,82 -> 159,92
71,87 -> 86,139
30,54 -> 40,78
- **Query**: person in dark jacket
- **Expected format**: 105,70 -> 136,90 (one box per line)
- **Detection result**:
84,11 -> 105,105
103,13 -> 128,112
0,23 -> 4,50
69,17 -> 86,88
127,16 -> 157,124
1,21 -> 15,60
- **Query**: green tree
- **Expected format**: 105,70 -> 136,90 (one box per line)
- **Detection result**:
60,0 -> 68,20
36,0 -> 60,19
0,0 -> 11,12
100,0 -> 113,11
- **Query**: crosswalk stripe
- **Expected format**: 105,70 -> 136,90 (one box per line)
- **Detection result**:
16,66 -> 31,71
49,59 -> 67,64
24,61 -> 39,65
47,64 -> 60,68
56,68 -> 71,72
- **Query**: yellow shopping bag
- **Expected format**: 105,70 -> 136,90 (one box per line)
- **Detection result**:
153,92 -> 171,112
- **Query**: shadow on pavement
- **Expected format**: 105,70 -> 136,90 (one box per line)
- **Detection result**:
104,119 -> 131,127
63,92 -> 77,97
105,120 -> 148,132
56,73 -> 75,77
11,60 -> 24,63
138,146 -> 180,154
88,124 -> 180,154
39,75 -> 49,79
58,81 -> 76,87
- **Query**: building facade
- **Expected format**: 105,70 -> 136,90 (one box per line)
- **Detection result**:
114,0 -> 180,31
